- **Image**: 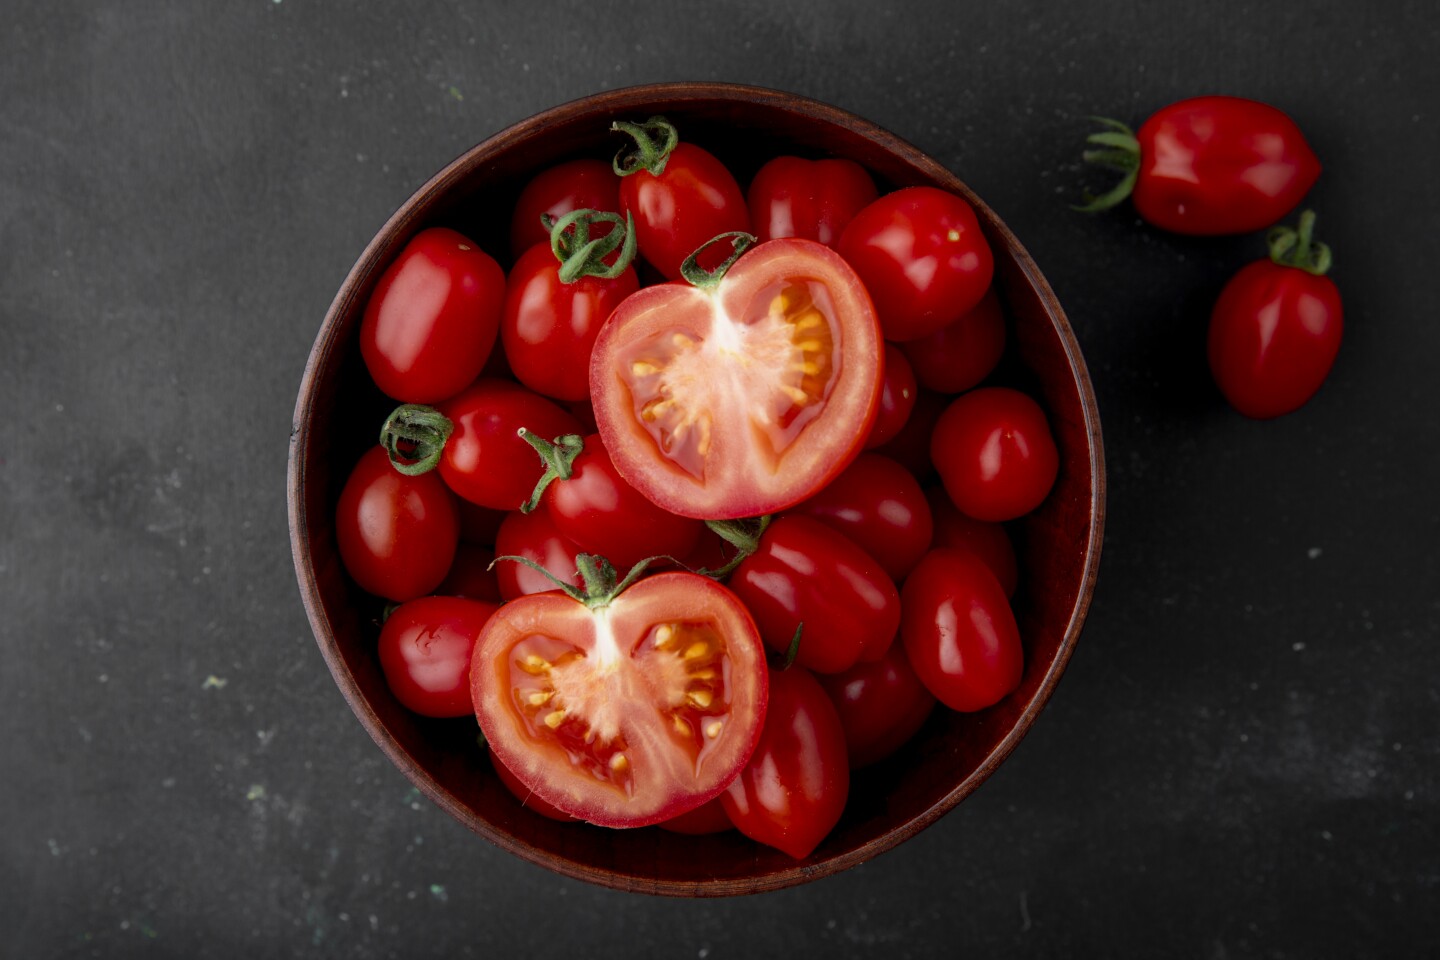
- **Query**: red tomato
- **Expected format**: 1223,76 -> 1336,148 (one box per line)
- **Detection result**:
872,389 -> 948,482
456,500 -> 505,545
509,158 -> 622,257
837,186 -> 994,342
788,453 -> 933,582
378,596 -> 500,717
614,119 -> 751,279
931,387 -> 1059,522
817,641 -> 936,768
492,505 -> 583,601
657,796 -> 733,835
728,515 -> 900,673
434,379 -> 583,510
590,238 -> 883,519
925,486 -> 1018,598
722,665 -> 849,859
471,571 -> 768,827
747,156 -> 878,248
901,548 -> 1023,712
359,227 -> 505,404
1207,211 -> 1342,419
436,541 -> 502,602
335,446 -> 459,602
862,344 -> 918,449
1079,96 -> 1320,235
488,746 -> 576,822
899,286 -> 1006,394
501,241 -> 639,402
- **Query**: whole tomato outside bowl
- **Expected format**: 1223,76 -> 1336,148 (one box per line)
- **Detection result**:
288,82 -> 1105,896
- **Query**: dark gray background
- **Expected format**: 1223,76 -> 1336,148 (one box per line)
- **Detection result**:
3,1 -> 1436,957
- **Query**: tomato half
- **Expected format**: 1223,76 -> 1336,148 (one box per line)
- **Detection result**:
378,596 -> 500,718
590,239 -> 883,519
471,571 -> 768,827
747,156 -> 878,248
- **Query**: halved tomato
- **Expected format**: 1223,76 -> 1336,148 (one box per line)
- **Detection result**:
470,569 -> 768,827
589,238 -> 883,520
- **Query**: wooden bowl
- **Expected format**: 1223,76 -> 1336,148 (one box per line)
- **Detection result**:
289,82 -> 1105,896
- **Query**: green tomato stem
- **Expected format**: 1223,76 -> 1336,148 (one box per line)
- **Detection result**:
1267,209 -> 1333,276
611,116 -> 679,178
517,429 -> 586,514
547,209 -> 638,283
379,404 -> 454,475
679,232 -> 757,290
1073,115 -> 1142,213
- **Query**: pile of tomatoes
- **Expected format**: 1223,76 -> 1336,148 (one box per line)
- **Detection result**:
334,116 -> 1061,860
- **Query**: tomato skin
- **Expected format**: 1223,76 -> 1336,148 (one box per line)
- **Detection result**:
378,596 -> 500,717
901,548 -> 1024,712
471,572 -> 768,828
488,746 -> 576,822
501,242 -> 640,402
359,227 -> 505,404
1133,96 -> 1320,235
722,665 -> 849,859
837,186 -> 995,342
508,158 -> 622,258
873,389 -> 948,483
1207,259 -> 1342,419
728,515 -> 901,673
335,446 -> 459,602
491,505 -> 583,601
931,387 -> 1059,522
899,286 -> 1006,394
924,486 -> 1018,598
657,795 -> 733,835
436,541 -> 502,602
788,453 -> 933,583
618,142 -> 750,280
544,434 -> 703,569
862,344 -> 918,450
434,379 -> 583,510
747,156 -> 878,248
456,500 -> 505,545
817,640 -> 936,768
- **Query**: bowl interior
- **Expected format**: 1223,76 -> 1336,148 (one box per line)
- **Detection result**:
289,82 -> 1104,896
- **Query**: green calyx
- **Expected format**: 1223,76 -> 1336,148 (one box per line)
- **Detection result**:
379,404 -> 454,475
544,208 -> 638,283
517,429 -> 586,514
1073,115 -> 1142,214
1267,210 -> 1333,276
679,232 -> 757,289
611,116 -> 679,178
490,552 -> 659,611
694,516 -> 771,580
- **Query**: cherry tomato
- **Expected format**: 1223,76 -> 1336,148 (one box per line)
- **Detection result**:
722,665 -> 849,859
657,796 -> 733,835
817,640 -> 935,768
492,505 -> 583,601
471,570 -> 768,827
613,118 -> 751,280
335,446 -> 459,602
931,387 -> 1058,522
747,156 -> 878,248
590,238 -> 883,519
509,158 -> 622,257
488,746 -> 576,822
1208,211 -> 1342,419
788,453 -> 933,582
359,227 -> 505,404
899,286 -> 1006,394
872,389 -> 948,482
728,515 -> 900,673
862,344 -> 918,449
378,596 -> 500,717
901,548 -> 1023,712
1079,95 -> 1320,235
837,186 -> 995,342
925,486 -> 1018,598
436,542 -> 502,603
456,500 -> 505,545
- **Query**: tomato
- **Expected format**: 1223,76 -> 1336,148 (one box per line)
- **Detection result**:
471,568 -> 768,827
436,541 -> 502,602
931,387 -> 1058,522
788,453 -> 933,582
359,227 -> 505,404
817,640 -> 935,768
590,238 -> 883,519
836,186 -> 994,342
613,118 -> 751,279
492,505 -> 583,601
1078,96 -> 1320,235
501,216 -> 641,402
488,746 -> 576,822
862,344 -> 918,449
335,446 -> 459,602
1208,210 -> 1342,419
657,795 -> 733,835
456,500 -> 505,545
747,156 -> 878,248
509,158 -> 622,257
925,486 -> 1018,598
722,665 -> 849,859
901,548 -> 1023,712
728,515 -> 900,673
378,596 -> 500,717
872,389 -> 948,482
899,286 -> 1006,394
